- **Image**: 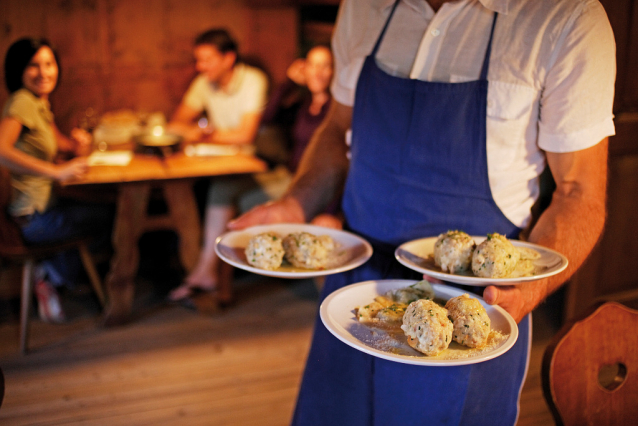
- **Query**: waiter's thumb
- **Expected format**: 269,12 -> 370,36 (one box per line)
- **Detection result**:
483,285 -> 499,305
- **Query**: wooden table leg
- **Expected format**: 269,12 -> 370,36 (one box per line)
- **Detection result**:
162,181 -> 201,273
102,183 -> 150,327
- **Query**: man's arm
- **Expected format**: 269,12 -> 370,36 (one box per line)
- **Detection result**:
169,103 -> 262,145
483,138 -> 608,322
209,111 -> 262,145
229,99 -> 352,229
167,103 -> 205,142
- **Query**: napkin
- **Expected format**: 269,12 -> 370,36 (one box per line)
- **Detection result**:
184,143 -> 255,157
87,151 -> 133,166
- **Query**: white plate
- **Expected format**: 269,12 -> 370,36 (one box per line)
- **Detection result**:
320,280 -> 518,366
215,223 -> 373,278
395,236 -> 568,286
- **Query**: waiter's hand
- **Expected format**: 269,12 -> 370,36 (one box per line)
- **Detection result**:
483,280 -> 547,324
228,196 -> 305,230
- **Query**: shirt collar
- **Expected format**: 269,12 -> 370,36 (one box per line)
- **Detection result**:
379,0 -> 510,15
209,62 -> 245,94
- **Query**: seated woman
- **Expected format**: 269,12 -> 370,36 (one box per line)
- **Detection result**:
169,45 -> 341,303
0,38 -> 113,323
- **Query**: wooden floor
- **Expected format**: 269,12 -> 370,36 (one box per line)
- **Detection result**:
0,241 -> 562,425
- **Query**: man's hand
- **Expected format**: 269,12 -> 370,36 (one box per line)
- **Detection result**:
483,281 -> 548,323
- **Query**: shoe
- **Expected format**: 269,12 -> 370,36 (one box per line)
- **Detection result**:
167,283 -> 217,303
34,279 -> 66,323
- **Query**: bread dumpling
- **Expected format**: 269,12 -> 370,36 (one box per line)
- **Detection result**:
433,230 -> 476,274
245,232 -> 285,270
445,293 -> 491,348
401,299 -> 453,356
283,232 -> 334,269
471,233 -> 520,278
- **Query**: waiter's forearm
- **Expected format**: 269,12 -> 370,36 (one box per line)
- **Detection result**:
526,141 -> 608,305
484,140 -> 608,322
287,100 -> 352,220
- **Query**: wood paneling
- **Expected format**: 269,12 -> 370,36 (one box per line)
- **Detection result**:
0,0 -> 299,134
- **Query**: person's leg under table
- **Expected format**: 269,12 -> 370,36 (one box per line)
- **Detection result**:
163,180 -> 202,272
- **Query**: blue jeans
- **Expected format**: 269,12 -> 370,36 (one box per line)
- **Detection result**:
20,198 -> 113,287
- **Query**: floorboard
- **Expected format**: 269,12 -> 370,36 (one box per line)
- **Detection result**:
0,257 -> 560,425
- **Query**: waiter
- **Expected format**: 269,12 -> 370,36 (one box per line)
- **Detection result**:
230,0 -> 615,424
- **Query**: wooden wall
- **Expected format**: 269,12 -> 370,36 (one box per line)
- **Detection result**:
3,0 -> 634,319
0,0 -> 301,134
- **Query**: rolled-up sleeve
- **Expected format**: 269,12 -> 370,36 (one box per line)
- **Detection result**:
538,0 -> 616,153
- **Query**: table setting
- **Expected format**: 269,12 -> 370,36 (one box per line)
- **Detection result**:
63,108 -> 268,325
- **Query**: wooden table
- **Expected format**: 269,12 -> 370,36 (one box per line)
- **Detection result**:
64,149 -> 267,326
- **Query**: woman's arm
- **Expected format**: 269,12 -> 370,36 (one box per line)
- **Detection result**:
0,117 -> 88,181
261,78 -> 300,124
53,123 -> 75,153
53,124 -> 92,157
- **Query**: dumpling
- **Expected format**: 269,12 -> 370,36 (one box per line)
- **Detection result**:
471,233 -> 520,278
401,299 -> 453,356
283,232 -> 334,269
433,230 -> 476,274
445,293 -> 491,348
245,232 -> 285,270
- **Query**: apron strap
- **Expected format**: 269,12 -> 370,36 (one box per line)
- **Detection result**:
479,12 -> 498,80
373,3 -> 497,82
370,0 -> 401,57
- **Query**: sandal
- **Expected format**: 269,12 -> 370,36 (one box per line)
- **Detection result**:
167,283 -> 217,303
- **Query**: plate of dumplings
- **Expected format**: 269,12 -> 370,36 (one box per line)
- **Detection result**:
216,223 -> 373,278
394,230 -> 568,286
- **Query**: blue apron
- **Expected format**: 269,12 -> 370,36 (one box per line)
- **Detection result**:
292,3 -> 530,425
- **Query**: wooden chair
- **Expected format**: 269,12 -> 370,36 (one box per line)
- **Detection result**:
0,167 -> 105,354
542,301 -> 638,426
0,366 -> 4,409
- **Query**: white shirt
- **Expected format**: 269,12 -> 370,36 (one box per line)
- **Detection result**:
332,0 -> 616,227
183,63 -> 268,131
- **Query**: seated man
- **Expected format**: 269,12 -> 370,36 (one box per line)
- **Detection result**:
167,28 -> 268,302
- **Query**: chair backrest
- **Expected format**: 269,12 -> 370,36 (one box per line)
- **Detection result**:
0,366 -> 4,408
0,166 -> 28,255
542,301 -> 638,426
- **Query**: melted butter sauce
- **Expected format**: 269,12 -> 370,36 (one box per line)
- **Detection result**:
356,297 -> 508,360
361,322 -> 508,360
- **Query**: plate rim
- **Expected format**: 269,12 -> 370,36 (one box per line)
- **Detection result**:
215,223 -> 373,278
395,235 -> 569,286
319,279 -> 519,366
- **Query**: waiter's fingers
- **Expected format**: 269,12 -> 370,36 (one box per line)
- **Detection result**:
421,274 -> 444,284
483,285 -> 527,324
